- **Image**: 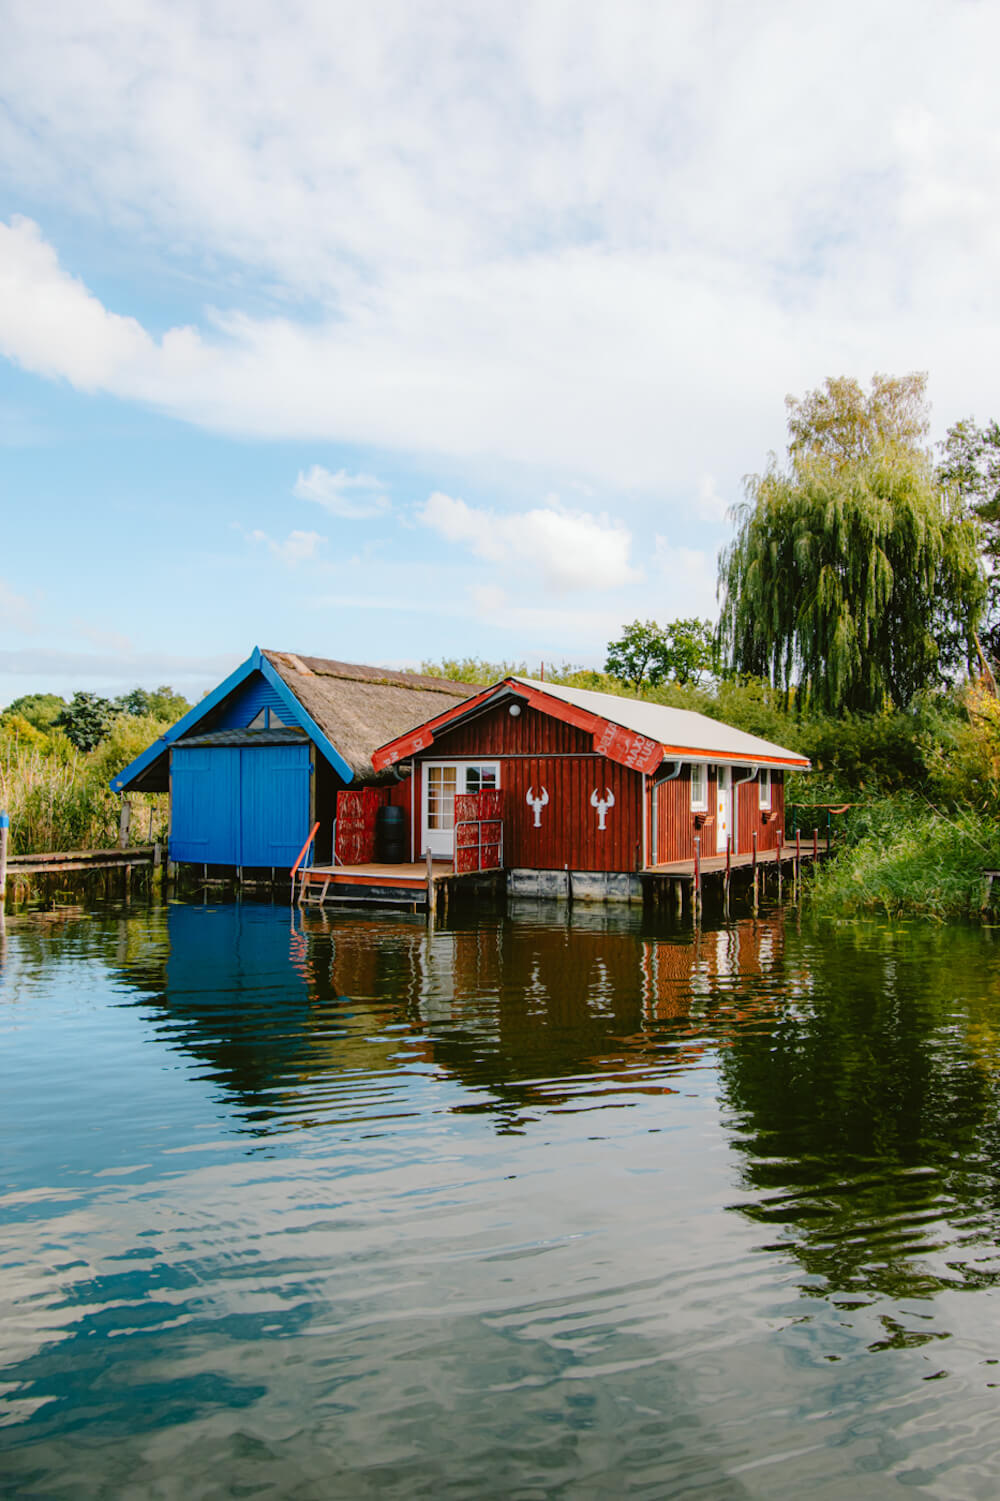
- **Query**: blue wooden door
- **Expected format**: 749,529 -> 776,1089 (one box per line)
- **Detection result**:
170,747 -> 240,863
239,744 -> 312,867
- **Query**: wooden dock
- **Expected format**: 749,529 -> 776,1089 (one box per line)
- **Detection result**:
6,845 -> 161,876
642,841 -> 822,911
297,860 -> 506,916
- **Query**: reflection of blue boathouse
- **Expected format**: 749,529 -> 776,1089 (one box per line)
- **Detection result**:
111,648 -> 470,872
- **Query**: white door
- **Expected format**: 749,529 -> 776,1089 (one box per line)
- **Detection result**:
716,765 -> 732,853
422,762 -> 499,859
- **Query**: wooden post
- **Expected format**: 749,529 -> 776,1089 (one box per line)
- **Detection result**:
724,836 -> 731,915
0,811 -> 8,904
827,810 -> 832,855
777,826 -> 783,900
693,835 -> 701,915
795,829 -> 801,887
813,827 -> 819,860
119,797 -> 131,850
425,848 -> 435,924
752,830 -> 758,911
674,878 -> 683,915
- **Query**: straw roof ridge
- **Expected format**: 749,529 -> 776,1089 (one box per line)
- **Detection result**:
263,649 -> 471,696
262,649 -> 474,779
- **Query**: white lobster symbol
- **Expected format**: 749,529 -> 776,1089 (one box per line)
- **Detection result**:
590,786 -> 615,830
525,785 -> 549,828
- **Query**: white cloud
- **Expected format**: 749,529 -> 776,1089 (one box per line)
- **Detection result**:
0,577 -> 36,634
2,4 -> 1000,497
0,648 -> 238,701
652,539 -> 718,619
695,474 -> 731,524
249,528 -> 326,565
72,621 -> 134,652
293,465 -> 390,519
418,492 -> 635,594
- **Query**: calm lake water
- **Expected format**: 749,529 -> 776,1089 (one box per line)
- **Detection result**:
3,897 -> 1000,1498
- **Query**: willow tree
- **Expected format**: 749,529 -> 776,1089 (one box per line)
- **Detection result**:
718,375 -> 986,714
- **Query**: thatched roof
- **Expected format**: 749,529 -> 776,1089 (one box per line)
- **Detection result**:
262,650 -> 473,780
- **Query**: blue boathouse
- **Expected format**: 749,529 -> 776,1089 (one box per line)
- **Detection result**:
112,648 -> 471,871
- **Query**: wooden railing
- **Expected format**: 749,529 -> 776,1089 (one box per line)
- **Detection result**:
289,822 -> 320,881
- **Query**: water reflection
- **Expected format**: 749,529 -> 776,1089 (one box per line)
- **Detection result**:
8,900 -> 1000,1494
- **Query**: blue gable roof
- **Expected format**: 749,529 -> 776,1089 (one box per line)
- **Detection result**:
110,647 -> 354,792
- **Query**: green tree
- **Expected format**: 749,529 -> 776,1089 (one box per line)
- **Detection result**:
605,618 -> 716,691
57,692 -> 117,752
786,371 -> 931,466
719,374 -> 986,714
115,684 -> 190,721
4,692 -> 66,731
938,417 -> 1000,659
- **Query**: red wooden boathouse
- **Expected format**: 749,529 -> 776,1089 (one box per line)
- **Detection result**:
373,677 -> 810,900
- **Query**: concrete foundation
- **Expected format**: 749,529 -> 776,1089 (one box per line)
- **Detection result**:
507,869 -> 642,904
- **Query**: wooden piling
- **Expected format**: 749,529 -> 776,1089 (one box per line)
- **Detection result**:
693,836 -> 701,915
752,830 -> 758,911
795,829 -> 801,889
813,827 -> 819,860
119,797 -> 131,850
0,811 -> 8,905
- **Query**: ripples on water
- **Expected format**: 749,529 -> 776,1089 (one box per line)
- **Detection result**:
3,899 -> 1000,1497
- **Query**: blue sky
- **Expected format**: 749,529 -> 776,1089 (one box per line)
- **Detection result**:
3,1 -> 1000,705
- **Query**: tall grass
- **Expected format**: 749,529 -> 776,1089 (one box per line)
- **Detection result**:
0,715 -> 168,855
808,795 -> 1000,920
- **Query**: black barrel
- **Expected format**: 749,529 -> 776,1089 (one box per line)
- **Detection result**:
375,804 -> 407,863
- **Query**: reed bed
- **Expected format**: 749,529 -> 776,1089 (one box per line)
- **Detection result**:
0,718 -> 168,855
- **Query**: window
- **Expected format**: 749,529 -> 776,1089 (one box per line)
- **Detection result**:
690,763 -> 708,811
759,768 -> 771,809
247,706 -> 285,729
426,765 -> 459,829
464,764 -> 498,794
423,762 -> 500,847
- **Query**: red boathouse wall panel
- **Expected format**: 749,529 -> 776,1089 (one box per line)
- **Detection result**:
501,756 -> 643,872
652,766 -> 716,864
432,701 -> 594,758
735,771 -> 784,856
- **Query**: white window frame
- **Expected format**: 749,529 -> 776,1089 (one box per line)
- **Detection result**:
690,762 -> 708,812
759,767 -> 772,810
421,760 -> 501,858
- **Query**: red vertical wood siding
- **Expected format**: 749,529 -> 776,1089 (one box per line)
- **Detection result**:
435,701 -> 593,756
504,756 -> 642,871
735,770 -> 784,855
652,766 -> 713,864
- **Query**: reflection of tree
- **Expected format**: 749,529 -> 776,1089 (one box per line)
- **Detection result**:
717,922 -> 1000,1312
